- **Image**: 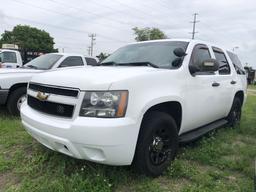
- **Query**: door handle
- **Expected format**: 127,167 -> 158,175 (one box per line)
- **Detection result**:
230,80 -> 237,85
212,82 -> 220,87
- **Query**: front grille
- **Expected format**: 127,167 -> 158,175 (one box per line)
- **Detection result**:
27,95 -> 74,118
29,83 -> 79,97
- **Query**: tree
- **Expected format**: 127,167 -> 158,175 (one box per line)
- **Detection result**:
96,52 -> 110,62
132,27 -> 167,41
0,25 -> 55,52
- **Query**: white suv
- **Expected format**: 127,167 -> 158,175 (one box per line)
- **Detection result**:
20,39 -> 247,176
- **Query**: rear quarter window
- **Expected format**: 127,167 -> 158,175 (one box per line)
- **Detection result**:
227,51 -> 245,75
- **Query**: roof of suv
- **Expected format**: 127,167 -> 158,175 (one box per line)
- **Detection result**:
128,38 -> 233,53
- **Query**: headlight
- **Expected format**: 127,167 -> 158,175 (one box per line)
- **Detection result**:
79,91 -> 128,118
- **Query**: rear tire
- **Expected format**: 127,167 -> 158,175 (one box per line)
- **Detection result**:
227,97 -> 242,127
7,87 -> 26,116
133,111 -> 178,177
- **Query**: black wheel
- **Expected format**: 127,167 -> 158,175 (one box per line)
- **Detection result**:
227,97 -> 242,127
7,87 -> 27,116
133,111 -> 178,177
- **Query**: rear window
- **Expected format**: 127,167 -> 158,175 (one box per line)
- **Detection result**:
227,51 -> 245,75
2,51 -> 17,63
212,47 -> 230,75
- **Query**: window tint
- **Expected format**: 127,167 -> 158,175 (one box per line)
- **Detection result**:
227,51 -> 245,75
2,51 -> 17,63
85,57 -> 97,66
213,48 -> 230,75
59,56 -> 84,68
190,44 -> 211,71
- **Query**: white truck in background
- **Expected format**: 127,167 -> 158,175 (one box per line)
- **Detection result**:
0,49 -> 23,68
0,53 -> 98,115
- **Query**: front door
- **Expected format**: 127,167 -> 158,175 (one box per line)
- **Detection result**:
181,44 -> 222,134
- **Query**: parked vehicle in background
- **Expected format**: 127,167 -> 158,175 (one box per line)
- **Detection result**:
0,49 -> 23,68
244,66 -> 255,84
0,53 -> 97,115
20,39 -> 247,177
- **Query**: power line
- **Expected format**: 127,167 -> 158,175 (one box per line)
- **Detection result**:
89,34 -> 96,56
11,0 -> 132,32
48,0 -> 137,27
189,13 -> 199,39
4,15 -> 129,43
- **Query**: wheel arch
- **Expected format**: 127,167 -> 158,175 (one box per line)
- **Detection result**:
7,83 -> 28,101
234,90 -> 244,105
141,101 -> 183,133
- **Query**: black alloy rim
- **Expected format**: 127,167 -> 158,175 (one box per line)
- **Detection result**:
149,123 -> 172,165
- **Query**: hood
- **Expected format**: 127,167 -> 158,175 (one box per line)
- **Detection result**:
30,66 -> 161,90
0,68 -> 43,74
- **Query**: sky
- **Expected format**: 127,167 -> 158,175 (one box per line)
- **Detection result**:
0,0 -> 255,68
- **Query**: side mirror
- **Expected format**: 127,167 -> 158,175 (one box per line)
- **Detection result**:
201,59 -> 219,72
173,48 -> 186,57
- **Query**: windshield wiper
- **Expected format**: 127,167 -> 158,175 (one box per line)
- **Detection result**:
100,61 -> 159,68
100,61 -> 117,66
25,65 -> 39,69
121,62 -> 159,68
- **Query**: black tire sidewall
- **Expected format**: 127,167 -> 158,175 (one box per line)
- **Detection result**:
7,87 -> 27,116
134,111 -> 179,177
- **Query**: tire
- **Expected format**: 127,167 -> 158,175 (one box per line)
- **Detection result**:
7,87 -> 27,116
133,111 -> 179,177
226,97 -> 242,127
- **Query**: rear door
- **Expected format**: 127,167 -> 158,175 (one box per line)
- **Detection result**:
227,51 -> 247,99
212,47 -> 235,117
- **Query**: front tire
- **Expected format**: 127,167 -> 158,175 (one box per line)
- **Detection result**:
7,87 -> 27,116
133,111 -> 178,177
227,97 -> 242,127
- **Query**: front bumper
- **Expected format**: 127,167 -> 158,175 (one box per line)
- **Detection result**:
20,103 -> 140,166
0,89 -> 9,105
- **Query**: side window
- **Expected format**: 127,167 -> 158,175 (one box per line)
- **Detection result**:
227,51 -> 245,75
2,52 -> 17,63
85,57 -> 98,66
212,47 -> 230,75
190,44 -> 211,72
59,56 -> 84,68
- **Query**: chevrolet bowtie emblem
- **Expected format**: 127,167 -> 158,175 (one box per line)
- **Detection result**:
36,91 -> 49,101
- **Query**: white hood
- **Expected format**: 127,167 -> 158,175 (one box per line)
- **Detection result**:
0,68 -> 43,74
30,66 -> 161,90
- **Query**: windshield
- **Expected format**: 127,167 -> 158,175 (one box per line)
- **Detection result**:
102,41 -> 188,69
24,54 -> 63,70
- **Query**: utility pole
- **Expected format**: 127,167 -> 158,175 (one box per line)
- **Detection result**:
87,46 -> 91,56
190,13 -> 199,39
88,33 -> 96,56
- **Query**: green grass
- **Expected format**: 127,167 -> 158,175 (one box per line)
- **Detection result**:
0,96 -> 256,192
248,84 -> 256,90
